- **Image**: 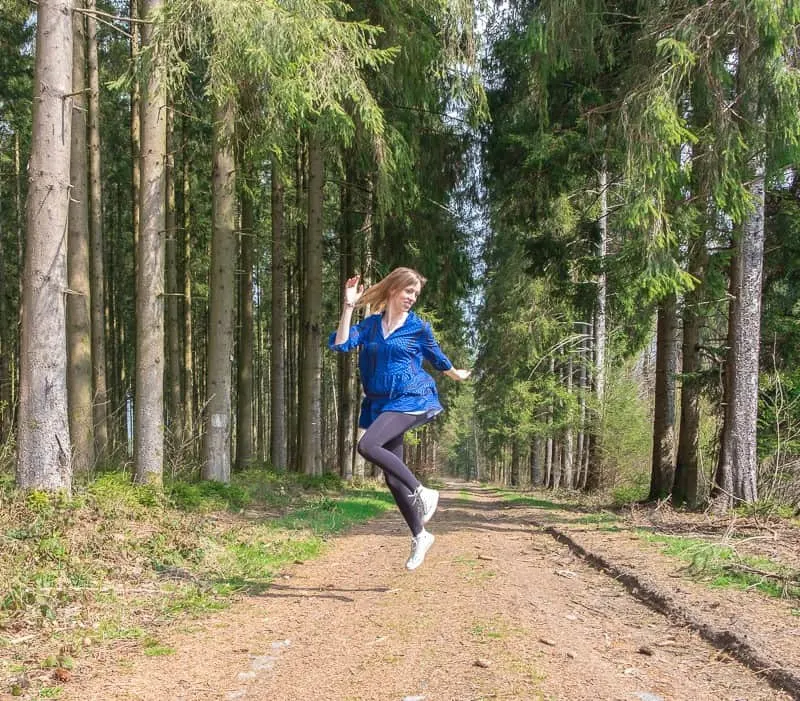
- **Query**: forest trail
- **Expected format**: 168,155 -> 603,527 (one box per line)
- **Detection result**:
61,483 -> 793,701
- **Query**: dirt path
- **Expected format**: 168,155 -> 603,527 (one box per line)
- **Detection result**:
62,483 -> 791,701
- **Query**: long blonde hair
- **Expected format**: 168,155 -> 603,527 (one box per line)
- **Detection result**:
358,267 -> 427,313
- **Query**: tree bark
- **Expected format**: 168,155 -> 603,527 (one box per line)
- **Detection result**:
587,160 -> 608,490
67,0 -> 95,475
270,156 -> 287,470
713,154 -> 765,508
563,355 -> 574,488
352,175 -> 374,480
337,166 -> 357,480
17,0 -> 74,492
576,323 -> 588,484
236,163 -> 255,470
130,0 -> 140,316
530,436 -> 542,486
134,0 -> 166,485
510,440 -> 520,487
674,234 -> 708,507
203,96 -> 237,482
0,177 -> 9,441
87,0 -> 109,462
298,133 -> 324,475
181,119 -> 195,445
165,104 -> 183,449
648,292 -> 678,500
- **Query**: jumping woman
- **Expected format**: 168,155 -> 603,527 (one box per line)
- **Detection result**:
328,267 -> 471,570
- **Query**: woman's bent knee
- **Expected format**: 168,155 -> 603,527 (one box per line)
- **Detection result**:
357,437 -> 374,461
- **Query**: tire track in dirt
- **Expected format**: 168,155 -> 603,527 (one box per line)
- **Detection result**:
62,482 -> 791,701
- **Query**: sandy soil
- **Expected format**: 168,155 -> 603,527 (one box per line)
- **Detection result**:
55,482 -> 793,701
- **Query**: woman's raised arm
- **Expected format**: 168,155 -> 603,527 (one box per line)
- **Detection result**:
334,275 -> 364,345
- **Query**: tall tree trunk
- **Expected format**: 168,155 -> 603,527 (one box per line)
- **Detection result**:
5,132 -> 25,438
255,256 -> 266,459
203,96 -> 237,482
134,0 -> 166,485
563,355 -> 574,488
576,324 -> 588,483
531,436 -> 542,486
579,315 -> 594,489
551,441 -> 562,489
67,1 -> 94,475
298,134 -> 323,475
130,0 -> 140,320
236,164 -> 255,470
648,292 -> 678,500
106,191 -> 120,446
713,154 -> 765,509
353,175 -> 374,480
337,166 -> 357,480
545,423 -> 553,489
17,0 -> 74,492
0,178 -> 9,441
87,0 -> 108,462
287,141 -> 305,471
270,156 -> 287,471
587,161 -> 608,490
127,0 -> 140,453
510,440 -> 520,487
674,234 -> 708,507
165,104 -> 183,449
181,120 -> 195,445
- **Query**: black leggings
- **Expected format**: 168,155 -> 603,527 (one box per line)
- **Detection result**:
357,411 -> 433,536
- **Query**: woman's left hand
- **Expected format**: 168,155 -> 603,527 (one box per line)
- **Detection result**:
445,368 -> 471,381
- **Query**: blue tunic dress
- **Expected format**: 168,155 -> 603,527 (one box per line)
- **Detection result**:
328,311 -> 453,428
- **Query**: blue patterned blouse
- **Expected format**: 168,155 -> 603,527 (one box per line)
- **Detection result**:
328,311 -> 453,428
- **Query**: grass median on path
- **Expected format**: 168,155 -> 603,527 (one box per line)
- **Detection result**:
0,468 -> 394,698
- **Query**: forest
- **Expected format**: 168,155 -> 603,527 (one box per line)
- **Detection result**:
5,2 -> 800,699
4,0 -> 800,513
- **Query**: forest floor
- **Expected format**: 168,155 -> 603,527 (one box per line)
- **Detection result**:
20,479 -> 798,701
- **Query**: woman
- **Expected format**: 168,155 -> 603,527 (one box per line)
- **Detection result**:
328,267 -> 470,570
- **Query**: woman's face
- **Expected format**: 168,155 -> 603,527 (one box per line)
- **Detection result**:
390,279 -> 422,312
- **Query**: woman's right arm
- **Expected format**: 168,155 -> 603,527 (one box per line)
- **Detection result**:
332,275 -> 365,347
334,303 -> 357,345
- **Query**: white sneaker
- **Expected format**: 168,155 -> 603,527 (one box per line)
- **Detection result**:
406,530 -> 435,571
411,485 -> 440,524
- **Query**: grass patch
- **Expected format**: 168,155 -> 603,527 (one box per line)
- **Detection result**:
143,638 -> 175,657
497,491 -> 565,511
639,531 -> 800,600
167,480 -> 250,512
161,584 -> 230,617
571,512 -> 619,526
471,622 -> 506,640
93,621 -> 148,642
470,616 -> 514,642
611,481 -> 649,506
272,493 -> 393,535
